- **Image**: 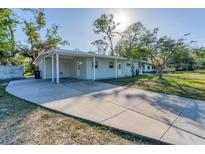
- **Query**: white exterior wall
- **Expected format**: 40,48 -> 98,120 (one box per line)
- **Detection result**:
70,57 -> 87,79
36,57 -> 69,79
86,58 -> 128,80
143,64 -> 155,73
36,56 -> 87,79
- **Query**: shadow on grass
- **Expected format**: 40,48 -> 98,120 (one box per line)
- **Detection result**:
101,75 -> 205,100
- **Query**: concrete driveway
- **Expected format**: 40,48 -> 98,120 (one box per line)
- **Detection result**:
6,78 -> 205,144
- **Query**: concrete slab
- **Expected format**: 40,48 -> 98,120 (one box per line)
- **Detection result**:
65,81 -> 118,93
131,95 -> 191,124
6,80 -> 84,104
161,127 -> 205,145
27,86 -> 84,104
172,102 -> 205,138
44,94 -> 126,122
92,87 -> 149,109
101,110 -> 170,140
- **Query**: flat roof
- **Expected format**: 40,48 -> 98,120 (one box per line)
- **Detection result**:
34,49 -> 128,63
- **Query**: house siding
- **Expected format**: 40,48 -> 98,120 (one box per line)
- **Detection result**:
86,58 -> 128,80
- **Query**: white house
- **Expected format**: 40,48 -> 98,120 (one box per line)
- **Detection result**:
34,49 -> 132,83
34,49 -> 156,84
142,64 -> 156,73
130,60 -> 156,74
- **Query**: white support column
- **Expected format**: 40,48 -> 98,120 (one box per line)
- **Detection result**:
43,57 -> 46,80
56,53 -> 59,84
51,54 -> 54,83
115,58 -> 118,79
93,56 -> 96,80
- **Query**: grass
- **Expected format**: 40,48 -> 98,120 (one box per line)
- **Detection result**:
24,72 -> 34,78
0,81 -> 163,145
100,70 -> 205,101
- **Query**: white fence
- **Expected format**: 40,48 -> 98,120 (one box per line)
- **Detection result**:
0,66 -> 24,80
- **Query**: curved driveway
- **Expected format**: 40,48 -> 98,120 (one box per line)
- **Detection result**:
6,78 -> 205,144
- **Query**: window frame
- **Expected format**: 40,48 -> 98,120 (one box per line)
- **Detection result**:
109,61 -> 114,68
92,61 -> 98,68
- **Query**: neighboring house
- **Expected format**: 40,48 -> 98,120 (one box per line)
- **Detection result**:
142,64 -> 156,73
131,60 -> 156,74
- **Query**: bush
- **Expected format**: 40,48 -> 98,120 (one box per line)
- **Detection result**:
24,62 -> 35,74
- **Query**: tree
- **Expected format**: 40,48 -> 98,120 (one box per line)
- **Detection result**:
0,8 -> 18,65
34,24 -> 69,53
115,22 -> 145,60
115,22 -> 146,76
22,9 -> 68,62
23,21 -> 40,61
171,48 -> 195,71
140,28 -> 191,78
193,47 -> 205,69
93,14 -> 119,56
91,39 -> 108,55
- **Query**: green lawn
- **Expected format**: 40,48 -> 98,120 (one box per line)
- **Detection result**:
100,70 -> 205,100
0,82 -> 162,145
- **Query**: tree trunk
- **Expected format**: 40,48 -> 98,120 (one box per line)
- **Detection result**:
8,24 -> 15,53
131,61 -> 135,77
159,71 -> 163,79
30,39 -> 36,62
108,36 -> 114,56
157,66 -> 164,79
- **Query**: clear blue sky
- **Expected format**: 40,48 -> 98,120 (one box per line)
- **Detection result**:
13,8 -> 205,52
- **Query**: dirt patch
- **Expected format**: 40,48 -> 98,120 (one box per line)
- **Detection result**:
140,81 -> 161,87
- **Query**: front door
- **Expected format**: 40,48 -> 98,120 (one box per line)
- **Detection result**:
118,63 -> 122,76
76,62 -> 81,78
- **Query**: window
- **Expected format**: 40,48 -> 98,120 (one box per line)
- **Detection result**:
118,64 -> 121,69
147,66 -> 150,70
152,66 -> 156,69
109,62 -> 114,68
92,61 -> 98,68
126,63 -> 131,66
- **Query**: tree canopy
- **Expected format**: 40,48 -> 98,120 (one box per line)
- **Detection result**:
0,8 -> 68,74
139,28 -> 193,78
91,13 -> 205,78
93,14 -> 119,56
22,9 -> 69,61
115,22 -> 146,60
0,8 -> 18,65
91,39 -> 108,55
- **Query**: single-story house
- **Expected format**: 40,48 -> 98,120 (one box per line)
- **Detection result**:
34,49 -> 155,84
142,64 -> 156,73
132,60 -> 156,74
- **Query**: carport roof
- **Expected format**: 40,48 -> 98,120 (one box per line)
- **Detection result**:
34,48 -> 128,63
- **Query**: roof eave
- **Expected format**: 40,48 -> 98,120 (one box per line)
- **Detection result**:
34,49 -> 128,63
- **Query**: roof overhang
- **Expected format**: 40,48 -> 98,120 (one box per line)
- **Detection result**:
34,49 -> 128,64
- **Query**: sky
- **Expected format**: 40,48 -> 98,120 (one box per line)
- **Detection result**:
13,8 -> 205,52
